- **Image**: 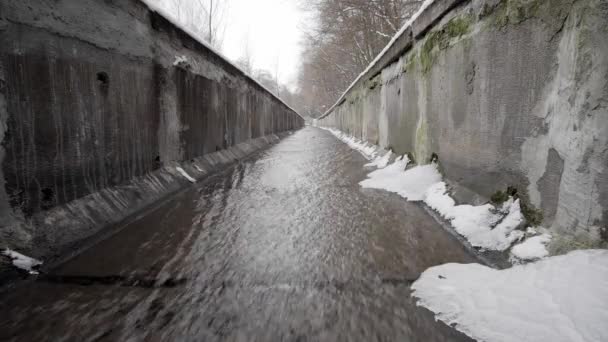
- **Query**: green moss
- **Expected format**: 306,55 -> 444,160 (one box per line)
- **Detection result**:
402,51 -> 418,73
490,190 -> 510,205
420,31 -> 442,74
444,15 -> 473,38
489,0 -> 575,31
490,186 -> 543,226
490,186 -> 518,205
492,0 -> 539,28
414,118 -> 429,162
419,15 -> 473,74
520,201 -> 544,227
368,75 -> 381,89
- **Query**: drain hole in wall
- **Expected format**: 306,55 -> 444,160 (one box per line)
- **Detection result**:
97,72 -> 109,86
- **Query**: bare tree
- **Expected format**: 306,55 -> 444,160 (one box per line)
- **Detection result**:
274,54 -> 281,98
236,31 -> 255,75
195,0 -> 229,49
254,70 -> 277,96
295,0 -> 423,117
151,0 -> 229,50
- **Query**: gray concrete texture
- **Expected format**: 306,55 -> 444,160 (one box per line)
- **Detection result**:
317,0 -> 608,246
0,0 -> 303,274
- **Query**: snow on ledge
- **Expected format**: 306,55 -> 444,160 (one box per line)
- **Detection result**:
2,249 -> 43,275
138,0 -> 304,120
412,250 -> 608,342
320,0 -> 436,118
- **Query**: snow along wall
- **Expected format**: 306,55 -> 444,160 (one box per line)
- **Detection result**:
0,0 -> 304,278
317,0 -> 608,248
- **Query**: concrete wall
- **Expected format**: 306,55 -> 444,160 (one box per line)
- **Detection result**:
0,0 -> 303,273
318,0 -> 608,247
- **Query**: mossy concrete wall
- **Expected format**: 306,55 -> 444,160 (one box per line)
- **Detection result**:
0,0 -> 303,274
318,0 -> 608,245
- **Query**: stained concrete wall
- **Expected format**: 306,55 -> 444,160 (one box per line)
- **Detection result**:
318,0 -> 608,246
0,0 -> 303,274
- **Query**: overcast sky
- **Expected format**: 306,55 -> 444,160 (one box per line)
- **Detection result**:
146,0 -> 306,89
222,0 -> 305,89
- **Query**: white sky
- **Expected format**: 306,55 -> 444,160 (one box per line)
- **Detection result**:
146,0 -> 305,89
222,0 -> 304,89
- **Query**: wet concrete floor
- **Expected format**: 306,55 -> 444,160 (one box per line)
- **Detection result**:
0,127 -> 476,341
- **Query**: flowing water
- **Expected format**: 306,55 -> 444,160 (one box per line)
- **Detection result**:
0,127 -> 475,341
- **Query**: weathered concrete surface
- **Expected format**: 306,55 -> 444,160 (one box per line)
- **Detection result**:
0,0 -> 303,276
0,127 -> 475,341
318,0 -> 608,247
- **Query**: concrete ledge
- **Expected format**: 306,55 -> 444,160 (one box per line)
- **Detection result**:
411,0 -> 467,38
368,27 -> 414,79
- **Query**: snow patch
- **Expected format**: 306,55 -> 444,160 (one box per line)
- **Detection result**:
2,249 -> 43,275
412,249 -> 608,342
425,182 -> 525,251
365,150 -> 393,169
360,160 -> 442,201
176,167 -> 196,183
510,232 -> 552,263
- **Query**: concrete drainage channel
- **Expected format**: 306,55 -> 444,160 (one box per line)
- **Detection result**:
0,132 -> 299,287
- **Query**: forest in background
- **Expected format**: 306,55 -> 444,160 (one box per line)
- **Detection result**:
148,0 -> 423,118
292,0 -> 423,117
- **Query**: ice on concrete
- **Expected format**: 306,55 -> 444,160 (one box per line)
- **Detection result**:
176,167 -> 196,183
323,127 -> 379,160
365,150 -> 393,169
425,182 -> 524,251
2,248 -> 43,275
411,249 -> 608,342
510,231 -> 552,263
360,160 -> 443,202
